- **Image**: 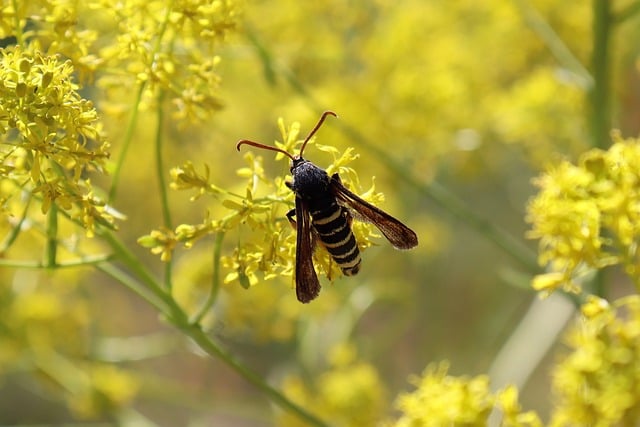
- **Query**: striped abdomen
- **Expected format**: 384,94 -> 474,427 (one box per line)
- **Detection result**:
310,199 -> 361,276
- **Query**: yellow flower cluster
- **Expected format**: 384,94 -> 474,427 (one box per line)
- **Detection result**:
94,0 -> 240,124
66,363 -> 140,420
550,295 -> 640,426
278,344 -> 388,427
527,135 -> 640,295
0,46 -> 113,236
389,362 -> 541,427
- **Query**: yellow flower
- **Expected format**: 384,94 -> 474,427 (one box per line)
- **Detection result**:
389,361 -> 540,426
527,136 -> 640,295
279,344 -> 388,427
550,295 -> 640,426
67,364 -> 139,419
0,46 -> 113,234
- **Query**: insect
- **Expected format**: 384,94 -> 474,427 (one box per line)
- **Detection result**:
236,111 -> 418,303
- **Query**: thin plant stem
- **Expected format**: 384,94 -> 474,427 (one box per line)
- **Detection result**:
192,231 -> 225,324
99,230 -> 177,313
155,89 -> 174,290
109,0 -> 176,202
590,0 -> 612,149
109,83 -> 145,202
0,192 -> 31,253
185,323 -> 329,427
589,0 -> 613,297
615,1 -> 640,24
96,261 -> 172,315
155,90 -> 173,230
0,254 -> 113,268
46,203 -> 58,267
11,0 -> 24,45
511,0 -> 593,87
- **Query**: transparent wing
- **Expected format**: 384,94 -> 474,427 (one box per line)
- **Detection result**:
331,174 -> 418,250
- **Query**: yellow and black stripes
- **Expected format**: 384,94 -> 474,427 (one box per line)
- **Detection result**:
310,201 -> 361,276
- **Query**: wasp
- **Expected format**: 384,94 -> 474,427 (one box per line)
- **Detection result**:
236,111 -> 418,303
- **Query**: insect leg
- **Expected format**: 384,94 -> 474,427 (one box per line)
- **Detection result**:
286,208 -> 298,230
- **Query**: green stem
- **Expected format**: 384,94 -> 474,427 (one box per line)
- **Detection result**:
45,203 -> 58,267
0,254 -> 112,268
96,261 -> 171,314
185,324 -> 329,427
99,230 -> 177,312
109,1 -> 176,203
155,90 -> 172,231
109,83 -> 145,202
511,0 -> 593,86
11,0 -> 24,45
615,1 -> 640,24
155,89 -> 174,290
192,231 -> 225,324
0,192 -> 31,253
590,0 -> 612,149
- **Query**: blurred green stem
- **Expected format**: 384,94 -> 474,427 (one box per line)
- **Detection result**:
109,0 -> 175,202
590,0 -> 612,150
186,323 -> 329,427
0,192 -> 31,253
11,0 -> 23,45
192,231 -> 225,324
154,89 -> 174,290
45,203 -> 58,267
109,83 -> 145,202
589,0 -> 612,296
615,1 -> 640,23
511,0 -> 593,86
155,90 -> 173,231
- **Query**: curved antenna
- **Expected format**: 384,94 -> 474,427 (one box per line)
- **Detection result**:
236,139 -> 296,161
236,111 -> 338,159
299,111 -> 337,156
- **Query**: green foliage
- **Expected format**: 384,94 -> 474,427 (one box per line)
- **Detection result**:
1,0 -> 640,425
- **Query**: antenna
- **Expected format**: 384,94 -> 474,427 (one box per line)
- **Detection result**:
236,111 -> 337,159
298,111 -> 337,156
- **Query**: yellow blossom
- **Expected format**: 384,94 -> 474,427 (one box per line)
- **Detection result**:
550,296 -> 640,426
278,344 -> 388,427
527,136 -> 640,295
389,362 -> 540,426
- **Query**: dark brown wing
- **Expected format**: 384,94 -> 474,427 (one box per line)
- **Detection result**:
294,196 -> 321,303
331,174 -> 418,250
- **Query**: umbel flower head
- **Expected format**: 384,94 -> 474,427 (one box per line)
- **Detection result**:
550,295 -> 640,426
0,46 -> 113,236
388,361 -> 541,426
526,134 -> 640,296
